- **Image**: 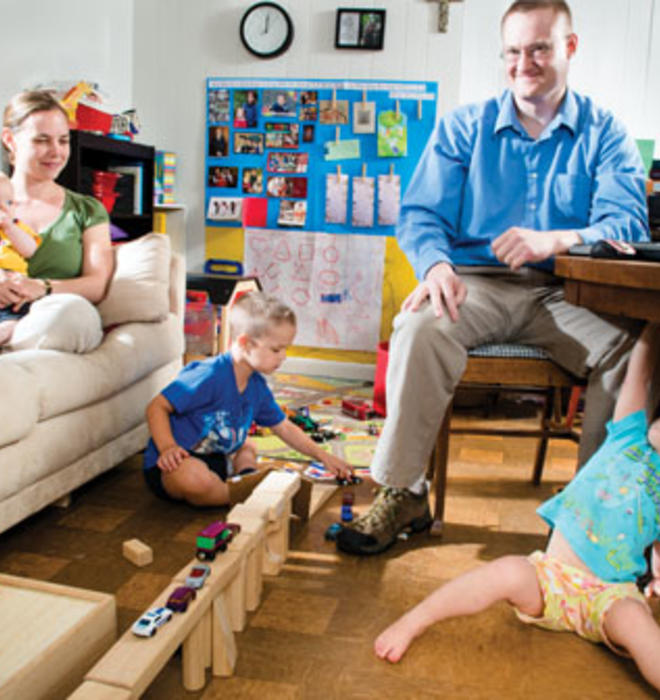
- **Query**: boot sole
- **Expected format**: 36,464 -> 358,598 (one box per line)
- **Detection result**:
337,510 -> 433,556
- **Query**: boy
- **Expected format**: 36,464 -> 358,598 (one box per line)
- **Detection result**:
374,324 -> 660,692
0,172 -> 41,345
144,291 -> 352,507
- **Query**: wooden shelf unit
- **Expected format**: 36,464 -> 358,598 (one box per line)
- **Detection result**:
58,131 -> 155,239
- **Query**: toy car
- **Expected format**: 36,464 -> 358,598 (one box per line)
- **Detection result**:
131,606 -> 173,637
166,585 -> 197,613
341,398 -> 373,421
196,521 -> 241,561
186,563 -> 211,589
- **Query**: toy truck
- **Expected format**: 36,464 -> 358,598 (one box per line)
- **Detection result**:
341,398 -> 373,421
196,521 -> 241,561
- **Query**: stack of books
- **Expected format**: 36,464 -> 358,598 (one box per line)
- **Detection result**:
155,151 -> 176,204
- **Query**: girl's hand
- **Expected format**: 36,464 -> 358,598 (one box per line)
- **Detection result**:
157,444 -> 189,473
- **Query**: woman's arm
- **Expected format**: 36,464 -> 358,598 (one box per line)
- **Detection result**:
613,323 -> 660,422
10,222 -> 113,303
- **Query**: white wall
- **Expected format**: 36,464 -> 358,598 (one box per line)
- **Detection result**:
0,0 -> 133,120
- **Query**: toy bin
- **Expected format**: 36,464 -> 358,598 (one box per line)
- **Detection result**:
372,341 -> 388,416
184,290 -> 216,356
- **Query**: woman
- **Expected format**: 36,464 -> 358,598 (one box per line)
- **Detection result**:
0,90 -> 113,348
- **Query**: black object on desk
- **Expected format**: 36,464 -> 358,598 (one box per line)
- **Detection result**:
568,241 -> 660,262
186,273 -> 261,306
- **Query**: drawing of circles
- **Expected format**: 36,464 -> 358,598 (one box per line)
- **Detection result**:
319,269 -> 340,287
322,245 -> 339,263
291,288 -> 310,305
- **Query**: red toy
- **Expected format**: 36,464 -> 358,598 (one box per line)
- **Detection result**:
341,398 -> 372,421
196,521 -> 241,561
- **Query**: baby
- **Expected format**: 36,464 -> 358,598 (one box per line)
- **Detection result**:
0,172 -> 41,345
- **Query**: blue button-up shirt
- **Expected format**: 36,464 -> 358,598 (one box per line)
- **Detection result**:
397,89 -> 649,279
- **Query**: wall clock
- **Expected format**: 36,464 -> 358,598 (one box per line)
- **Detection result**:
240,2 -> 294,59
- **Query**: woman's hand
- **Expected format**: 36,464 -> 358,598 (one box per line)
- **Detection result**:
5,275 -> 48,305
0,270 -> 30,309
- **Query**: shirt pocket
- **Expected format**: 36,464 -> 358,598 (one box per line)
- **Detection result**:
552,174 -> 592,224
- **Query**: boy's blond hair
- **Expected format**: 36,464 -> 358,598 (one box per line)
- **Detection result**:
229,291 -> 296,339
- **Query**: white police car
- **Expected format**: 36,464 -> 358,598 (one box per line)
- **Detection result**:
131,606 -> 173,637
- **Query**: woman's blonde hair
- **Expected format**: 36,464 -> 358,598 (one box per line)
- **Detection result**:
2,90 -> 69,162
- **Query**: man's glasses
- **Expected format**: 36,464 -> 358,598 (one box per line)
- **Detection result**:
501,41 -> 554,64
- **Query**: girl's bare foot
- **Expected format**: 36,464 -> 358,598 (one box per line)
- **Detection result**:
374,614 -> 421,663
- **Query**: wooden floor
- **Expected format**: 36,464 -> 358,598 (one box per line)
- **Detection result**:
0,398 -> 657,699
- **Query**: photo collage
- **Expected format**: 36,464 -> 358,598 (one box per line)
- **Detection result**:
205,79 -> 437,233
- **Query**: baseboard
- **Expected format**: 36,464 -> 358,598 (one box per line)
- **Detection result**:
279,357 -> 376,381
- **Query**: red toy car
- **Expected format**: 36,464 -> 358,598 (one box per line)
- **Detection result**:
341,398 -> 372,421
196,521 -> 241,561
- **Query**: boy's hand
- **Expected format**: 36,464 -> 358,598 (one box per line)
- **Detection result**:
320,452 -> 353,480
157,444 -> 189,472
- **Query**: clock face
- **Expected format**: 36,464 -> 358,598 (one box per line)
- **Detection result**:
240,2 -> 294,59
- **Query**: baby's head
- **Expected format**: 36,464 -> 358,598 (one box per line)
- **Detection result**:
230,292 -> 296,374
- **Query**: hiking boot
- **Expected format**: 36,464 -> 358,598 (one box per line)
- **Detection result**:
336,486 -> 432,555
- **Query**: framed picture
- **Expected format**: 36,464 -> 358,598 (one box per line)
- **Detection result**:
335,9 -> 386,50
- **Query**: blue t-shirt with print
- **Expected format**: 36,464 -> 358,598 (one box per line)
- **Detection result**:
143,352 -> 285,471
538,410 -> 660,582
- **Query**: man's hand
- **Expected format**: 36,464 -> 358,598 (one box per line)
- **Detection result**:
402,262 -> 467,320
492,227 -> 582,270
157,444 -> 189,473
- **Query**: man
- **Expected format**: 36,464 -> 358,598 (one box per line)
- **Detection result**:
338,0 -> 649,555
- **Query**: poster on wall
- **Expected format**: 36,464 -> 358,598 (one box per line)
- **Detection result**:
244,228 -> 385,351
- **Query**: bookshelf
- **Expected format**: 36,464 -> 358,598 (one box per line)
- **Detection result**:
57,131 -> 155,239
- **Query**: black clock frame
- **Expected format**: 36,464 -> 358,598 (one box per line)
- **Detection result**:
240,1 -> 294,59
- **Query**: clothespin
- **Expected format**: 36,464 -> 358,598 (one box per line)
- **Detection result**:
362,90 -> 367,106
389,164 -> 395,181
332,88 -> 337,107
395,100 -> 400,118
335,126 -> 340,143
417,99 -> 422,120
362,163 -> 367,180
336,164 -> 342,181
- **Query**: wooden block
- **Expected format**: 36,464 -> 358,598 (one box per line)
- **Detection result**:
122,539 -> 153,567
252,470 -> 301,500
182,617 -> 207,691
211,593 -> 237,677
241,489 -> 288,521
67,680 -> 133,699
227,522 -> 266,612
0,574 -> 116,700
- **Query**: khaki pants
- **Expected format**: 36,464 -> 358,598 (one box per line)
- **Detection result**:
370,268 -> 641,488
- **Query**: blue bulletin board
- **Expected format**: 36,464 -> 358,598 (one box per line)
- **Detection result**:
205,77 -> 437,235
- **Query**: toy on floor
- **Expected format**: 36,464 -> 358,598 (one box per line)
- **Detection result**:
325,522 -> 343,541
336,474 -> 363,486
166,585 -> 197,613
341,398 -> 373,420
186,563 -> 211,589
286,407 -> 319,432
341,492 -> 355,522
122,538 -> 153,567
196,521 -> 241,561
131,606 -> 173,637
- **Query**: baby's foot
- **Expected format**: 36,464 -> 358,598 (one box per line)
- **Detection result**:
374,615 -> 419,663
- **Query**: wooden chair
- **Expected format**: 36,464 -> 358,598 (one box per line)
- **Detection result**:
426,344 -> 583,535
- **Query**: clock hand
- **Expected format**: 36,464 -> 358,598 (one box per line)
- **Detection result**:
265,12 -> 270,33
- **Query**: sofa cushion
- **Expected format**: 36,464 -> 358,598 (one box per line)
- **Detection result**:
97,233 -> 171,327
10,294 -> 104,353
0,358 -> 40,446
5,314 -> 183,423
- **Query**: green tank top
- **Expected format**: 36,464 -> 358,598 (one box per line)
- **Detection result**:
27,189 -> 109,279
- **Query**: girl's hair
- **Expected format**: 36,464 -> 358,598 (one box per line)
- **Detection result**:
229,291 -> 296,339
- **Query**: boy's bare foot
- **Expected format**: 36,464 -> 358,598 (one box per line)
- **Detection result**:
374,614 -> 420,663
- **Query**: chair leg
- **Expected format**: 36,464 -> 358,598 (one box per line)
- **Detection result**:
429,404 -> 452,536
532,388 -> 554,485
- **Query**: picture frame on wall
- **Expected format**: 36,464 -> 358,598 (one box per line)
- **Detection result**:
335,9 -> 386,50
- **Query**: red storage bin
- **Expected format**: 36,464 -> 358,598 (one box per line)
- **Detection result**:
372,341 -> 388,416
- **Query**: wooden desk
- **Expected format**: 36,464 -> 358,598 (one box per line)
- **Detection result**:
554,255 -> 660,322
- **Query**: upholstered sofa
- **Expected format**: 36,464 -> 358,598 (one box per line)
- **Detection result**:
0,233 -> 185,534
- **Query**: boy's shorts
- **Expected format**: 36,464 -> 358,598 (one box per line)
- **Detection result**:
514,551 -> 649,655
143,451 -> 232,501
